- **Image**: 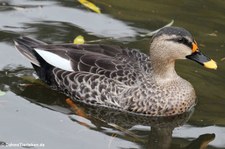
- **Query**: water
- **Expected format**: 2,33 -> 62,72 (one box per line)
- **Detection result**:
0,0 -> 225,148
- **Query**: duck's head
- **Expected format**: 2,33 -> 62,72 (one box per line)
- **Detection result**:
150,26 -> 217,70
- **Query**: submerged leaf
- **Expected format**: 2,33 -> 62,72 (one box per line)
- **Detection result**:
78,0 -> 101,14
221,57 -> 225,61
66,98 -> 88,118
207,32 -> 217,37
73,35 -> 85,44
0,90 -> 6,96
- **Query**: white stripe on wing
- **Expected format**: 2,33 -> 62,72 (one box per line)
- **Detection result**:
35,49 -> 73,71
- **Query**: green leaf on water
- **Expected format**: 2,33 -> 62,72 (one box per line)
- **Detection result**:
73,35 -> 85,44
0,90 -> 6,96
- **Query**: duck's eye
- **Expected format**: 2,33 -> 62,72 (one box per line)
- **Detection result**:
168,37 -> 187,44
177,38 -> 186,43
175,37 -> 192,49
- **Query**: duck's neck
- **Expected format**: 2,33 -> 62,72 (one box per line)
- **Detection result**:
151,59 -> 179,84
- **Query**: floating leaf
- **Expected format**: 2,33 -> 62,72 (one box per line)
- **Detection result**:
73,35 -> 85,44
0,90 -> 6,96
78,0 -> 101,14
142,20 -> 174,37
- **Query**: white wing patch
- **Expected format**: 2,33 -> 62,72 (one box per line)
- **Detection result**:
34,49 -> 73,71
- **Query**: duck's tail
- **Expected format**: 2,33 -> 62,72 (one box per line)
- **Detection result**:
14,37 -> 47,67
14,37 -> 56,86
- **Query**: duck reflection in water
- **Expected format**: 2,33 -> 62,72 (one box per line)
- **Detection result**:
67,99 -> 215,149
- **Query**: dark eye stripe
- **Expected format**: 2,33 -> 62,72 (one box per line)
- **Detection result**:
168,38 -> 193,49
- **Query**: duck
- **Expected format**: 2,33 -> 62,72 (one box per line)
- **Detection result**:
14,26 -> 217,116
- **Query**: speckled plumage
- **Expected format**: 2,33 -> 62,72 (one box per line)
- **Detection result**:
14,27 -> 200,116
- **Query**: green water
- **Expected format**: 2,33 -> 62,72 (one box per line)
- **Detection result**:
0,0 -> 225,148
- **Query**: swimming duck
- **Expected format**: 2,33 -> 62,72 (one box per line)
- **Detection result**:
14,27 -> 217,116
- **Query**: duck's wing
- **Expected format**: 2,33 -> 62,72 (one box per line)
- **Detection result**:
35,44 -> 151,86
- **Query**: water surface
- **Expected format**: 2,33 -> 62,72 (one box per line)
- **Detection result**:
0,0 -> 225,148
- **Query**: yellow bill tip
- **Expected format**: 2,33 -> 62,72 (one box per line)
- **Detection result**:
204,59 -> 217,70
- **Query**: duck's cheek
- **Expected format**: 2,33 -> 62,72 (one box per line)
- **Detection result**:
179,56 -> 187,60
175,51 -> 191,60
180,51 -> 192,60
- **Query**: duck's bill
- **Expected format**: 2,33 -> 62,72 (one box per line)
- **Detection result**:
186,51 -> 217,70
